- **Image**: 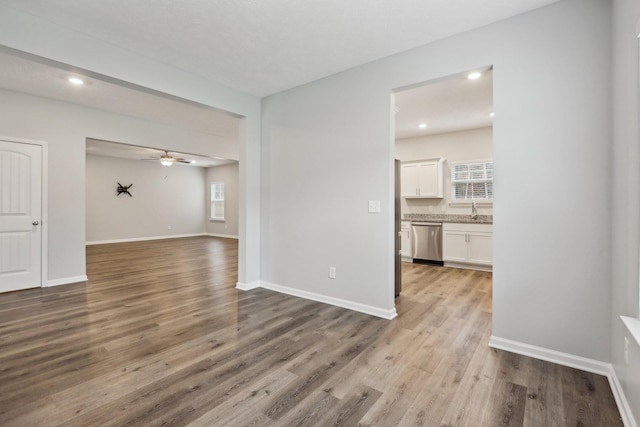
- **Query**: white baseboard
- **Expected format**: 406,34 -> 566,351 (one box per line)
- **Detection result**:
236,281 -> 261,291
250,280 -> 397,320
86,233 -> 207,245
206,233 -> 239,240
489,336 -> 637,427
444,261 -> 492,272
45,275 -> 88,287
609,365 -> 639,427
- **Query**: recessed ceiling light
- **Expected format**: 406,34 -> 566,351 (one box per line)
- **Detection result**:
489,112 -> 495,117
68,77 -> 84,85
418,123 -> 427,129
467,72 -> 482,80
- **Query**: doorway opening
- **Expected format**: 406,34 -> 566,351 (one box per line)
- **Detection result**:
391,67 -> 494,305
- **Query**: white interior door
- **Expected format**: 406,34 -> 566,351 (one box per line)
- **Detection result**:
0,140 -> 42,292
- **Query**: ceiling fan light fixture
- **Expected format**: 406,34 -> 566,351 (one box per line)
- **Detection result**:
68,77 -> 84,85
160,156 -> 173,166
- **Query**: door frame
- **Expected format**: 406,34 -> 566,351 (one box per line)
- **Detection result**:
0,136 -> 48,288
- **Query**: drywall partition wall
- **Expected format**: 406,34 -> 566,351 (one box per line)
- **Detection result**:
262,0 -> 612,360
86,155 -> 206,243
612,0 -> 640,422
0,88 -> 231,283
0,5 -> 261,286
206,163 -> 240,238
395,126 -> 493,216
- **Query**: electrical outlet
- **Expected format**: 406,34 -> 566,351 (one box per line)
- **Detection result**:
624,337 -> 629,365
329,266 -> 336,279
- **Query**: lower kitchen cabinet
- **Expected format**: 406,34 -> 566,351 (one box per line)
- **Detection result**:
400,221 -> 412,260
443,223 -> 492,270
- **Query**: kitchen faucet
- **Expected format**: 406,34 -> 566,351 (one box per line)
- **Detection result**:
471,201 -> 478,219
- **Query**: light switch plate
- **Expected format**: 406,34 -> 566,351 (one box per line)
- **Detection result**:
368,200 -> 381,213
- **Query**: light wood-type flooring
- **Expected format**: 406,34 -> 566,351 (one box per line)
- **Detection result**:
0,236 -> 623,426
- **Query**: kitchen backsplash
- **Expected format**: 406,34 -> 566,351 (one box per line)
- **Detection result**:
401,197 -> 493,217
403,213 -> 493,224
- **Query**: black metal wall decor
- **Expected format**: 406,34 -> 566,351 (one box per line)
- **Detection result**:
117,183 -> 133,197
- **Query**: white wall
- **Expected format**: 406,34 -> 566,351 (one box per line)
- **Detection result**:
0,5 -> 262,285
395,127 -> 493,216
0,88 -> 232,282
86,155 -> 206,243
612,0 -> 640,422
262,0 -> 612,361
206,163 -> 239,238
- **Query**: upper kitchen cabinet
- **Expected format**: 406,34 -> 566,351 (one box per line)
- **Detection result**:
401,158 -> 444,198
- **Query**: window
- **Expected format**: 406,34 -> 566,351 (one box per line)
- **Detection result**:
210,182 -> 225,220
451,160 -> 493,202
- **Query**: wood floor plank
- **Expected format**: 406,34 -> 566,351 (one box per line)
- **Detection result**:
315,384 -> 382,427
0,239 -> 624,426
485,381 -> 528,427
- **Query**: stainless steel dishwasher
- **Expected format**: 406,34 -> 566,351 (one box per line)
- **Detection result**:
411,222 -> 443,265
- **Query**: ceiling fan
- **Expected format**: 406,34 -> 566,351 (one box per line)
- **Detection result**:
142,150 -> 190,166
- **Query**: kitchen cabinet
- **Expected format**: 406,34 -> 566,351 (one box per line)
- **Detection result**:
443,223 -> 492,270
401,158 -> 444,198
400,221 -> 412,260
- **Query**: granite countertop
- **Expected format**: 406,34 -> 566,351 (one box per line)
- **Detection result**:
403,213 -> 493,224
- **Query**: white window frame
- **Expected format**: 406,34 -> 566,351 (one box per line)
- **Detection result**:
449,159 -> 493,205
210,182 -> 225,221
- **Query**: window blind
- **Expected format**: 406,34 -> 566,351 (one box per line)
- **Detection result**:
210,182 -> 225,220
451,161 -> 493,201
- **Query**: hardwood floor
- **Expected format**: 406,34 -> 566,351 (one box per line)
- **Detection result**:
0,237 -> 622,426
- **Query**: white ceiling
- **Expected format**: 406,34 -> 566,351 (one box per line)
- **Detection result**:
0,1 -> 552,154
0,49 -> 241,165
0,0 -> 559,97
394,68 -> 493,139
0,50 -> 240,141
86,138 -> 235,168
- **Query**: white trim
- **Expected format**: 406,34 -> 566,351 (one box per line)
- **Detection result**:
0,136 -> 48,289
236,281 -> 261,291
489,335 -> 611,374
489,336 -> 637,427
621,316 -> 640,348
86,233 -> 208,245
609,365 -> 639,427
41,141 -> 48,291
444,261 -> 492,272
257,281 -> 398,320
206,233 -> 239,240
45,275 -> 87,287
